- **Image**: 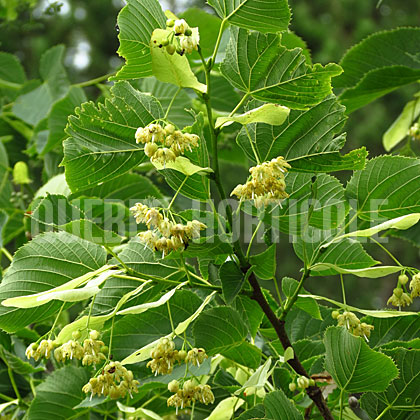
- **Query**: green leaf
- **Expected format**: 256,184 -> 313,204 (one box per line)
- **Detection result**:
361,348 -> 420,419
263,390 -> 304,419
345,156 -> 420,221
281,31 -> 312,64
28,366 -> 90,420
193,306 -> 248,354
0,231 -> 106,333
40,86 -> 87,155
324,326 -> 398,393
111,0 -> 166,81
117,402 -> 163,420
321,213 -> 420,249
208,0 -> 290,33
221,28 -> 342,109
63,81 -> 163,192
250,244 -> 276,280
205,397 -> 245,420
362,316 -> 420,348
234,357 -> 271,395
0,346 -> 43,375
282,277 -> 321,320
34,173 -> 70,198
30,194 -> 124,246
219,261 -> 245,304
222,341 -> 262,369
262,173 -> 349,235
13,45 -> 69,126
233,295 -> 264,338
138,78 -> 194,127
236,95 -> 347,163
383,97 -> 420,152
310,263 -> 401,278
288,147 -> 367,173
294,227 -> 377,275
69,173 -> 162,205
0,52 -> 25,102
150,29 -> 206,93
215,104 -> 290,129
335,28 -> 420,113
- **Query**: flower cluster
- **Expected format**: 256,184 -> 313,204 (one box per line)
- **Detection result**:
231,157 -> 291,207
130,204 -> 206,256
185,347 -> 208,366
167,380 -> 214,414
332,311 -> 374,341
410,273 -> 420,298
25,339 -> 56,361
54,330 -> 107,365
408,122 -> 420,140
387,287 -> 412,308
147,338 -> 187,375
82,361 -> 139,399
158,18 -> 198,56
135,123 -> 200,166
289,376 -> 315,392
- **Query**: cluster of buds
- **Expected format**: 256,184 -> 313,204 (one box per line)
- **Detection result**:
82,361 -> 139,399
289,376 -> 315,392
410,272 -> 420,298
388,287 -> 412,308
158,18 -> 198,56
185,347 -> 208,367
332,311 -> 374,341
25,339 -> 56,361
53,330 -> 107,365
130,204 -> 206,256
231,157 -> 291,207
147,338 -> 187,375
408,122 -> 420,140
167,380 -> 214,414
135,123 -> 200,166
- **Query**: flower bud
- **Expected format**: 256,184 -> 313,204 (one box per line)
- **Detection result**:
289,382 -> 296,392
184,28 -> 192,36
72,330 -> 81,340
144,142 -> 158,157
89,330 -> 100,340
332,310 -> 340,319
399,273 -> 409,285
166,44 -> 176,55
168,380 -> 179,393
166,18 -> 174,27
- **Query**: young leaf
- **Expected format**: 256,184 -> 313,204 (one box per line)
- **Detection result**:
309,263 -> 401,278
111,0 -> 166,81
250,244 -> 276,280
219,260 -> 245,304
361,348 -> 420,419
324,326 -> 398,393
346,156 -> 420,221
63,81 -> 163,192
321,213 -> 420,249
12,45 -> 69,126
193,306 -> 248,354
383,97 -> 420,152
0,232 -> 107,333
151,156 -> 213,176
234,357 -> 271,395
215,103 -> 290,129
204,396 -> 245,420
335,28 -> 420,113
221,28 -> 342,109
150,29 -> 206,93
208,0 -> 290,34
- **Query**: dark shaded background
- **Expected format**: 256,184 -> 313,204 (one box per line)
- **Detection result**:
1,0 -> 419,308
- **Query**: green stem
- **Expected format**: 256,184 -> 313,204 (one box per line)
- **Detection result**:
86,295 -> 96,330
7,367 -> 21,402
73,72 -> 116,88
279,268 -> 311,321
246,220 -> 263,259
374,406 -> 391,420
180,254 -> 193,286
167,176 -> 188,210
105,246 -> 133,273
244,125 -> 260,164
273,276 -> 283,308
339,390 -> 344,420
229,93 -> 249,117
0,392 -> 14,402
167,301 -> 175,332
340,274 -> 347,308
1,247 -> 13,262
164,86 -> 182,120
48,302 -> 65,339
209,19 -> 227,69
370,237 -> 403,267
107,315 -> 116,362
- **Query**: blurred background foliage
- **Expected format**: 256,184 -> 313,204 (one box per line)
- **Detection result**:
1,0 -> 419,308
